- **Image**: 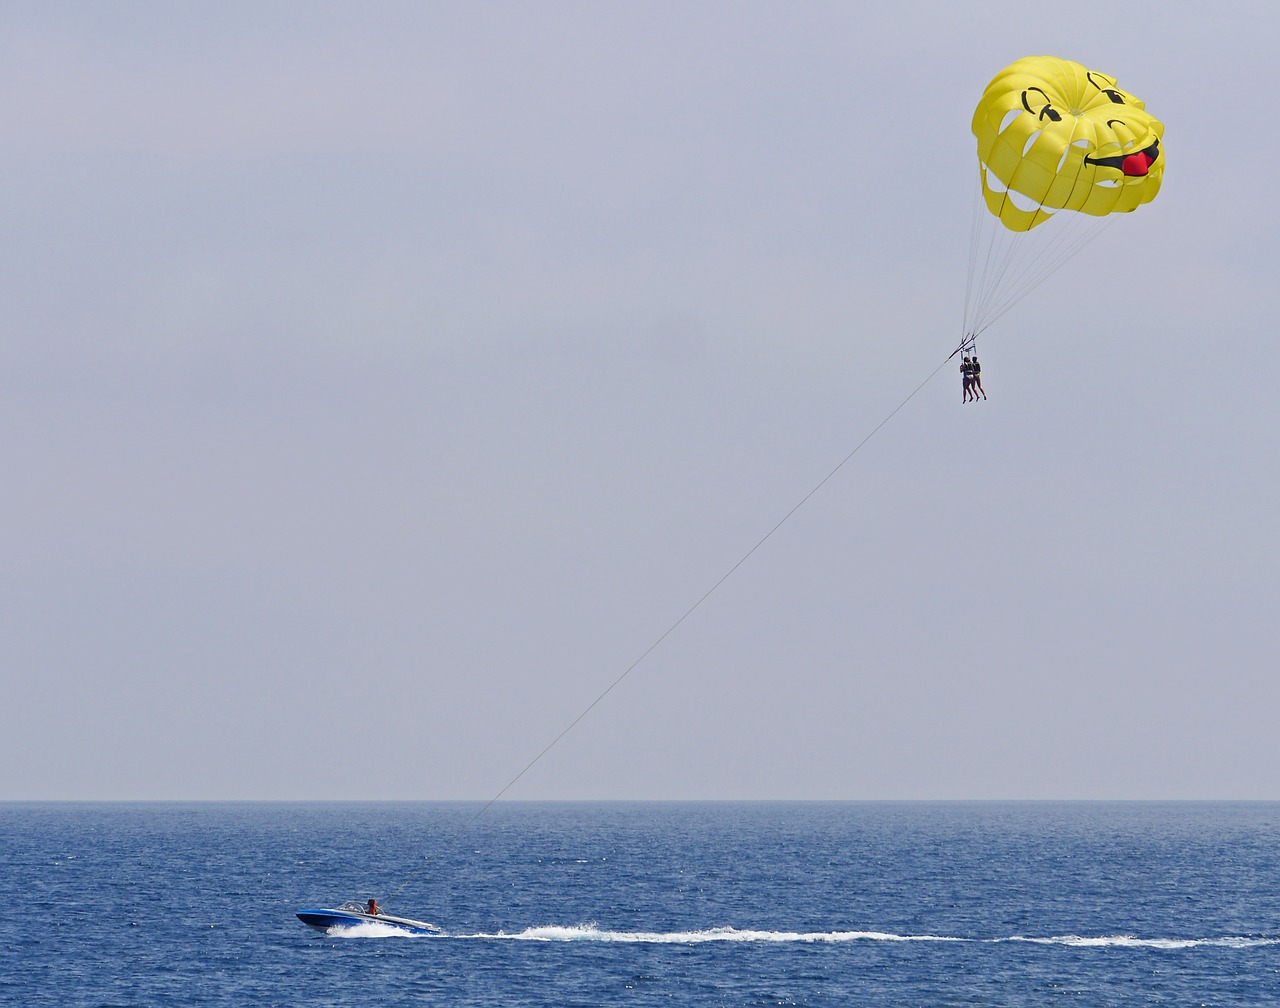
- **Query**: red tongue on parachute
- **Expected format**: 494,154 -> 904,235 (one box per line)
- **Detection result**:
1121,151 -> 1153,176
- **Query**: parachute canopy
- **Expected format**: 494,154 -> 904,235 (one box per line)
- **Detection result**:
973,56 -> 1164,232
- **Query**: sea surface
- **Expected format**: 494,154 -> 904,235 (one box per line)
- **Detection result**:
3,801 -> 1279,1006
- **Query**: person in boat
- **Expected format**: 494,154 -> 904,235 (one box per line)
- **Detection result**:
970,355 -> 986,400
366,899 -> 381,916
961,356 -> 975,402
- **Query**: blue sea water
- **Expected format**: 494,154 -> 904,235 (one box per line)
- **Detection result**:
3,802 -> 1279,1006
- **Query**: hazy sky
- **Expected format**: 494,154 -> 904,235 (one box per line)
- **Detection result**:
4,2 -> 1275,801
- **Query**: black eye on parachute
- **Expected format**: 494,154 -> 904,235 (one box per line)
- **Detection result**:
1021,88 -> 1062,122
1087,72 -> 1127,104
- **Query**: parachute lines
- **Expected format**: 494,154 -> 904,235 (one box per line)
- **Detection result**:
964,175 -> 1115,339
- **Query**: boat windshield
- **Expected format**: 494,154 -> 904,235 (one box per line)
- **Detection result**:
336,901 -> 373,913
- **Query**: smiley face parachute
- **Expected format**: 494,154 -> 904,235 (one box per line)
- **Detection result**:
974,56 -> 1163,232
962,56 -> 1165,341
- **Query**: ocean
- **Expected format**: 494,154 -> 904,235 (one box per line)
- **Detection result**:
3,801 -> 1278,1006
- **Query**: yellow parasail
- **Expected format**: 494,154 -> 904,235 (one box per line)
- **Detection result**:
972,56 -> 1164,232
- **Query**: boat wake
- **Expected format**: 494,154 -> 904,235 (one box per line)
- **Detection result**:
334,922 -> 1280,949
479,926 -> 1280,949
323,920 -> 438,939
477,925 -> 950,944
1002,934 -> 1280,950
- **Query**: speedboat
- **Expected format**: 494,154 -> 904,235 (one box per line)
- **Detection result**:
296,901 -> 441,935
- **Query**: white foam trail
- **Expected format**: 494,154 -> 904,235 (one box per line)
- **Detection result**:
321,921 -> 1280,950
1006,934 -> 1280,950
466,925 -> 960,944
450,925 -> 1280,949
324,921 -> 435,939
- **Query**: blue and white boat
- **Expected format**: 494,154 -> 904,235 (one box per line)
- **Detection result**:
296,900 -> 441,935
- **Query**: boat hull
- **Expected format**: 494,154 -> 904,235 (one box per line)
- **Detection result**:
296,908 -> 440,935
